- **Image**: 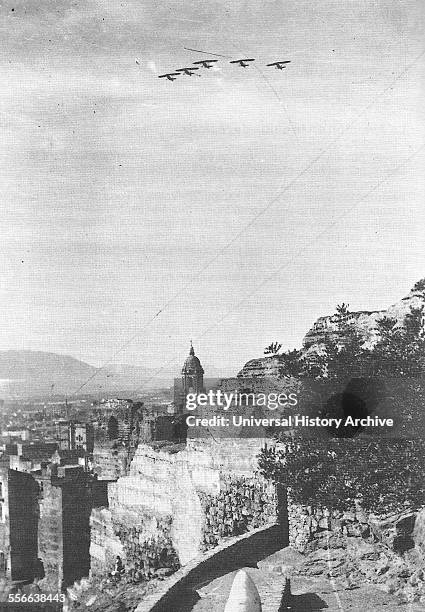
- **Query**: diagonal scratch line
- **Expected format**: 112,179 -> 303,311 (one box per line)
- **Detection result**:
184,47 -> 231,58
225,38 -> 299,143
253,63 -> 299,140
132,144 -> 424,394
71,48 -> 425,396
195,144 -> 425,341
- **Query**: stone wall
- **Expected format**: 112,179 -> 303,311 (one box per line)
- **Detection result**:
61,474 -> 92,587
113,514 -> 179,583
90,438 -> 279,582
288,500 -> 371,551
92,441 -> 130,481
288,499 -> 425,556
199,476 -> 276,550
8,469 -> 39,582
134,523 -> 285,612
38,477 -> 63,591
287,497 -> 425,603
90,507 -> 123,577
185,437 -> 269,477
0,469 -> 10,576
37,469 -> 98,590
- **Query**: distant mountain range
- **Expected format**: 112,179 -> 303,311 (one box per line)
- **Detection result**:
6,282 -> 422,399
0,350 -> 233,400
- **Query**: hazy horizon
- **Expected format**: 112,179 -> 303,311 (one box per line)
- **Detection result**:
1,0 -> 424,374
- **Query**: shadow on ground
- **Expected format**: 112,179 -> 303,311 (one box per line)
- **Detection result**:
152,524 -> 288,612
278,592 -> 328,611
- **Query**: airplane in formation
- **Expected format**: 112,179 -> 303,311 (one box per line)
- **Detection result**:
158,73 -> 180,81
266,60 -> 291,70
158,57 -> 291,81
229,58 -> 255,68
176,67 -> 200,76
192,59 -> 219,69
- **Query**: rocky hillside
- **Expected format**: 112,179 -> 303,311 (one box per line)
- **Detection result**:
238,280 -> 425,378
286,504 -> 425,606
303,281 -> 425,352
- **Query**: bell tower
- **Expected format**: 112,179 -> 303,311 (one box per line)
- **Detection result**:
182,342 -> 204,401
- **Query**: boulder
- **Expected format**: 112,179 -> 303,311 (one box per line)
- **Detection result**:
258,546 -> 305,573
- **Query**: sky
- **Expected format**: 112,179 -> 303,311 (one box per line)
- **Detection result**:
0,0 -> 424,377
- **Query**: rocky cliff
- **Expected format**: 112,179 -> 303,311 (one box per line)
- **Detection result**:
237,355 -> 286,379
303,282 -> 425,352
238,280 -> 425,378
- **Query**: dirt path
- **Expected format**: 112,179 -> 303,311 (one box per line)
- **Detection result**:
187,566 -> 423,612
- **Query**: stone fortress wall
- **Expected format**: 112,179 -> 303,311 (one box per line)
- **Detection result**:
83,431 -> 425,608
89,437 -> 278,581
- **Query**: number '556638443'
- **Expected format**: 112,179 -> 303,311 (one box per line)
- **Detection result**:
8,593 -> 65,603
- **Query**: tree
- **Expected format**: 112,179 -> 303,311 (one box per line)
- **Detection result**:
302,304 -> 368,380
258,303 -> 425,514
264,342 -> 282,356
413,278 -> 425,293
258,438 -> 425,513
371,306 -> 425,376
278,349 -> 304,377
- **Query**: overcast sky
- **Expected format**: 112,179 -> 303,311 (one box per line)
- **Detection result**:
0,0 -> 424,375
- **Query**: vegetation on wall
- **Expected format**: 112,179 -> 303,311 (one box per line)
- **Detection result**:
113,517 -> 180,584
199,477 -> 276,550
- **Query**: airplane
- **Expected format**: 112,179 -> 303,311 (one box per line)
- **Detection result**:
175,67 -> 200,76
192,59 -> 219,69
229,58 -> 255,68
266,60 -> 291,70
158,73 -> 180,81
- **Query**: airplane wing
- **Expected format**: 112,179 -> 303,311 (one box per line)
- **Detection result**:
158,73 -> 179,78
230,59 -> 255,63
267,61 -> 291,66
193,59 -> 218,64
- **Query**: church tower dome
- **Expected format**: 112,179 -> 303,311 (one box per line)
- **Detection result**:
182,342 -> 204,375
181,342 -> 204,403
